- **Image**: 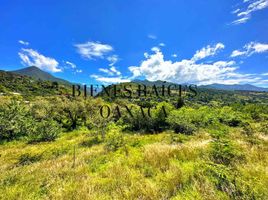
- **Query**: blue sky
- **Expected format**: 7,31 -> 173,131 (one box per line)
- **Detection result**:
0,0 -> 268,86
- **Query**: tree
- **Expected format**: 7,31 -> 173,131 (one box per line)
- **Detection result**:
0,100 -> 34,140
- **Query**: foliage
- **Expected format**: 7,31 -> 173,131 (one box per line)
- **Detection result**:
0,70 -> 71,97
217,106 -> 244,127
104,123 -> 125,151
210,138 -> 243,166
0,99 -> 61,142
259,121 -> 268,135
28,119 -> 61,142
167,108 -> 197,135
0,100 -> 35,140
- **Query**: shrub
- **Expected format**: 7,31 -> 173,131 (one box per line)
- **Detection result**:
167,108 -> 197,135
205,164 -> 243,199
151,102 -> 174,132
52,97 -> 87,130
104,123 -> 125,151
30,97 -> 52,120
194,106 -> 218,126
259,122 -> 268,135
210,138 -> 243,166
28,119 -> 61,142
0,100 -> 35,140
241,122 -> 254,136
242,104 -> 268,121
209,125 -> 229,139
0,100 -> 61,142
118,104 -> 154,132
217,106 -> 243,127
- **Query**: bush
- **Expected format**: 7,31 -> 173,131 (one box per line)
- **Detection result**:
167,108 -> 197,135
259,122 -> 268,135
217,107 -> 243,127
0,100 -> 61,142
104,123 -> 125,151
51,97 -> 87,130
210,138 -> 243,166
205,164 -> 243,199
0,100 -> 35,140
172,122 -> 196,135
151,102 -> 174,132
118,104 -> 153,132
118,102 -> 173,133
28,119 -> 61,142
209,125 -> 229,139
242,104 -> 268,121
241,122 -> 254,136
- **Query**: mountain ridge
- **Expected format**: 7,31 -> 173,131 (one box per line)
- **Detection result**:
7,67 -> 268,92
11,66 -> 71,85
200,83 -> 268,92
132,79 -> 268,92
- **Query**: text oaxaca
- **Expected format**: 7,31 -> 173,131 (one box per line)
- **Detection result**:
72,83 -> 198,118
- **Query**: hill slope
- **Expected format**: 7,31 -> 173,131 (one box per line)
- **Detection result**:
11,66 -> 71,85
0,70 -> 71,97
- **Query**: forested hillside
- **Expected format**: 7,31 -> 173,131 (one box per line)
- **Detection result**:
0,70 -> 71,97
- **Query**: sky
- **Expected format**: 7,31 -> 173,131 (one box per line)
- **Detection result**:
0,0 -> 268,86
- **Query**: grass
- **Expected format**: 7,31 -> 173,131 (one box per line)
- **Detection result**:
0,128 -> 267,199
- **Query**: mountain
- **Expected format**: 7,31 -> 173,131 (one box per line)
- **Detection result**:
132,80 -> 268,92
11,66 -> 71,85
0,70 -> 71,96
200,83 -> 268,92
132,79 -> 184,87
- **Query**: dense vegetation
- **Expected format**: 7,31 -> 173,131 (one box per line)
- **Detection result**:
0,78 -> 268,199
0,70 -> 71,97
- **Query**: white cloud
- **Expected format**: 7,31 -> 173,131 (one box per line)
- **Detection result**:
74,41 -> 113,59
91,42 -> 268,85
76,69 -> 83,73
127,43 -> 268,85
18,40 -> 29,46
231,42 -> 268,57
151,46 -> 160,52
63,61 -> 84,74
107,55 -> 119,66
99,66 -> 121,76
159,43 -> 165,47
99,68 -> 112,75
230,50 -> 247,57
231,16 -> 250,24
65,61 -> 76,69
246,42 -> 268,53
90,74 -> 130,84
192,43 -> 225,61
93,65 -> 124,84
18,48 -> 61,72
110,66 -> 121,76
232,0 -> 268,24
128,48 -> 237,85
171,54 -> 178,58
232,8 -> 241,14
148,34 -> 157,40
144,52 -> 149,58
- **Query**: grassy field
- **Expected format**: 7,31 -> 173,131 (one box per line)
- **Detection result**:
1,126 -> 267,200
